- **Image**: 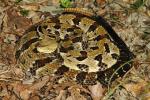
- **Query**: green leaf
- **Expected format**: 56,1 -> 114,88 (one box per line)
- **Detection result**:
130,0 -> 144,9
144,31 -> 150,34
15,0 -> 22,3
60,0 -> 72,8
20,9 -> 29,16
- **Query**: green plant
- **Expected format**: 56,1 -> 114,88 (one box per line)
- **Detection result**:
15,0 -> 22,3
20,9 -> 29,16
130,0 -> 145,9
60,0 -> 72,8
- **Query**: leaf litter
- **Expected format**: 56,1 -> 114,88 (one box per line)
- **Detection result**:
0,0 -> 150,100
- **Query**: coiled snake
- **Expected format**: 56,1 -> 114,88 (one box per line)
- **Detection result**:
15,9 -> 134,86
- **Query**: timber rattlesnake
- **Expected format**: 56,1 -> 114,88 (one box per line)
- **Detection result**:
15,9 -> 134,86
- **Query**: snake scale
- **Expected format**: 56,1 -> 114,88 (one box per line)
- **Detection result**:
15,9 -> 134,86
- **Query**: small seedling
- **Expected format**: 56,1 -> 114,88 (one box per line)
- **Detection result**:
20,9 -> 29,16
60,0 -> 72,8
15,0 -> 22,3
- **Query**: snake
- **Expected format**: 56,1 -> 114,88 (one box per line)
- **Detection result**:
15,8 -> 134,86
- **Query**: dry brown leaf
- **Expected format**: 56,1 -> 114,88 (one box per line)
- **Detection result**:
7,76 -> 48,99
20,4 -> 39,11
124,79 -> 147,96
123,0 -> 134,3
0,36 -> 4,43
55,90 -> 66,100
67,86 -> 86,100
4,7 -> 32,36
88,83 -> 105,100
96,0 -> 106,6
30,76 -> 49,90
50,0 -> 60,6
20,89 -> 32,100
30,95 -> 40,100
97,8 -> 106,16
0,42 -> 16,65
53,80 -> 76,92
12,82 -> 29,93
12,67 -> 24,78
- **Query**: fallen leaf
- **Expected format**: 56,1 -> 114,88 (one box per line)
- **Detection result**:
30,76 -> 49,90
20,4 -> 39,11
55,90 -> 66,100
124,79 -> 147,96
130,0 -> 144,9
4,7 -> 32,36
88,82 -> 105,100
67,86 -> 86,100
95,0 -> 106,6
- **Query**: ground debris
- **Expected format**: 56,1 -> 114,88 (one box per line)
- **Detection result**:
0,0 -> 149,100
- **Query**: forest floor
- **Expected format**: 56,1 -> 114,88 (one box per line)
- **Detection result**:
0,0 -> 150,100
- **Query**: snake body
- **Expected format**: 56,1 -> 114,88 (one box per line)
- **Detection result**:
15,9 -> 134,86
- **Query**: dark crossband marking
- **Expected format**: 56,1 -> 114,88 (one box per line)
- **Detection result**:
33,57 -> 54,67
66,28 -> 74,32
29,66 -> 39,75
15,38 -> 39,59
15,50 -> 21,59
59,46 -> 74,53
54,65 -> 69,75
82,41 -> 89,50
94,35 -> 102,41
21,38 -> 39,52
54,24 -> 61,29
32,48 -> 39,53
29,57 -> 56,75
54,31 -> 60,36
77,64 -> 89,72
76,56 -> 87,61
104,43 -> 110,53
84,72 -> 97,85
75,52 -> 87,61
76,72 -> 87,84
90,46 -> 99,50
88,22 -> 98,32
80,51 -> 87,56
72,37 -> 82,43
43,25 -> 48,29
98,63 -> 107,70
111,53 -> 119,59
72,16 -> 81,25
94,54 -> 102,61
63,34 -> 70,41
